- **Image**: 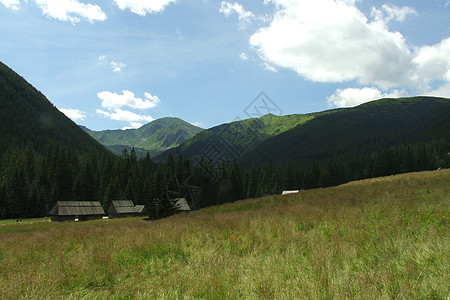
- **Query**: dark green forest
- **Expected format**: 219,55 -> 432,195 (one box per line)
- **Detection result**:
1,136 -> 448,220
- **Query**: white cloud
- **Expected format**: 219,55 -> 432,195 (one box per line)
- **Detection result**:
110,61 -> 126,72
371,5 -> 417,24
59,108 -> 86,121
0,0 -> 20,10
35,0 -> 106,23
412,37 -> 450,90
327,87 -> 407,108
143,92 -> 161,107
220,1 -> 254,22
97,90 -> 160,110
96,109 -> 154,128
96,90 -> 160,128
98,56 -> 126,73
239,52 -> 248,61
129,122 -> 144,129
264,62 -> 277,72
250,0 -> 413,89
249,0 -> 450,101
113,0 -> 177,16
426,83 -> 450,98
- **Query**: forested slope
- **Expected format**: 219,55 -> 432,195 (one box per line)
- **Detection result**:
240,97 -> 450,167
0,62 -> 106,154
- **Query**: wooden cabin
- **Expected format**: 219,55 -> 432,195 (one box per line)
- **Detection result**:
172,198 -> 191,212
281,190 -> 300,195
49,201 -> 105,222
108,200 -> 145,218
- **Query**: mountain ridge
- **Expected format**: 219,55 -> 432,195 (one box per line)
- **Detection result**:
240,96 -> 450,167
154,96 -> 449,168
83,117 -> 204,157
153,111 -> 324,163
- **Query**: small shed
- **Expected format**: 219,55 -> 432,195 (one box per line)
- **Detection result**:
282,190 -> 300,195
172,198 -> 191,212
49,201 -> 105,222
108,200 -> 145,218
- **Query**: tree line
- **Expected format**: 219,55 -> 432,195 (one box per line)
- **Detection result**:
0,136 -> 448,220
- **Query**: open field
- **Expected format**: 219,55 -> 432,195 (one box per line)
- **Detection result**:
1,170 -> 449,299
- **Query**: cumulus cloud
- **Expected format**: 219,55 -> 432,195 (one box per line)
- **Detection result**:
264,62 -> 277,72
96,90 -> 160,128
113,0 -> 177,16
327,87 -> 407,108
239,52 -> 248,61
99,56 -> 127,72
110,61 -> 126,72
97,90 -> 160,110
412,37 -> 450,89
59,108 -> 87,121
35,0 -> 106,23
426,83 -> 450,98
96,109 -> 154,128
371,4 -> 417,24
249,0 -> 450,107
0,0 -> 20,10
250,0 -> 413,88
220,1 -> 254,22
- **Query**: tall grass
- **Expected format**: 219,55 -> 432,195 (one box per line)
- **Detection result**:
0,170 -> 449,299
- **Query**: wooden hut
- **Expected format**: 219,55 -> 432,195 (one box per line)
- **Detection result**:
49,201 -> 105,222
281,190 -> 300,195
108,200 -> 145,218
172,198 -> 191,212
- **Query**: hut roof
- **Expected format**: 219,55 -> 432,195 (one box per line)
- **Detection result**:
134,205 -> 145,213
49,201 -> 105,216
173,198 -> 191,211
282,190 -> 300,195
110,200 -> 136,214
109,200 -> 145,214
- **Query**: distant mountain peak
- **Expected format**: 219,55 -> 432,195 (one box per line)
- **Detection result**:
85,117 -> 204,157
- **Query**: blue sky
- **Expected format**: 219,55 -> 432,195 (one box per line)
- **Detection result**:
1,0 -> 449,130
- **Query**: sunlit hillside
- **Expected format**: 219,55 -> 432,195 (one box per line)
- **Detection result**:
1,170 -> 448,299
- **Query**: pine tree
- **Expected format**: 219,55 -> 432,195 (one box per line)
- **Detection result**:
0,177 -> 7,218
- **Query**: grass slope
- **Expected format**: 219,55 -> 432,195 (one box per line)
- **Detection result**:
0,170 -> 449,299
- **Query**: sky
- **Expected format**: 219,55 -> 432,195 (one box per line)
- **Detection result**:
0,0 -> 449,130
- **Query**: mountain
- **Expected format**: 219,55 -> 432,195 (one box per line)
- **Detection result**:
239,97 -> 450,167
155,97 -> 449,168
83,118 -> 204,157
154,112 -> 325,163
0,61 -> 107,154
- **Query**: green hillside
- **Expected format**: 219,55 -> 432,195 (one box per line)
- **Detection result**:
0,61 -> 107,155
0,62 -> 116,219
154,112 -> 324,162
1,170 -> 448,299
240,97 -> 450,167
84,118 -> 204,157
156,97 -> 449,166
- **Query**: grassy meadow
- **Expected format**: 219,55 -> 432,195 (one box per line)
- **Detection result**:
0,170 -> 449,299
